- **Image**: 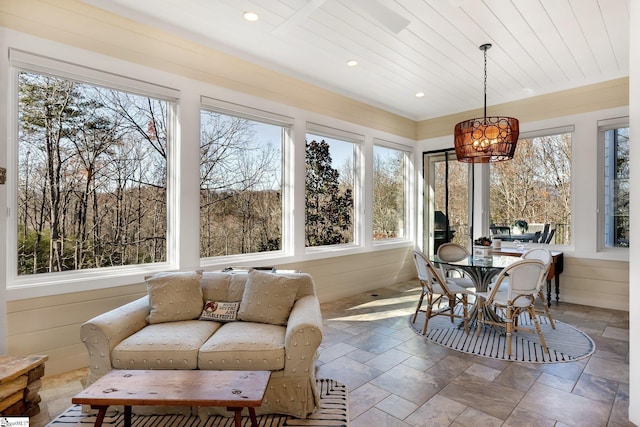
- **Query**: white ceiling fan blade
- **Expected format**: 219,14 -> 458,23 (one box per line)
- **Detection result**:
350,0 -> 410,34
272,0 -> 328,35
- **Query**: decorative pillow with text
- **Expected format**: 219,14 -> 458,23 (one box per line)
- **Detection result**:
199,300 -> 240,322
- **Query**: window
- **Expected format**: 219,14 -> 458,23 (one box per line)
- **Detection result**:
490,130 -> 572,245
602,125 -> 629,248
305,131 -> 356,247
16,70 -> 172,276
373,144 -> 408,240
199,108 -> 285,257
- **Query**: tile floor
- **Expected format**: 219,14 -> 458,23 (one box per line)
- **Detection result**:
30,279 -> 632,427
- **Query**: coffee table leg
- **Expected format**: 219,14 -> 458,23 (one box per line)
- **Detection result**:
92,406 -> 107,427
124,405 -> 132,427
228,407 -> 243,427
228,407 -> 257,427
248,407 -> 258,426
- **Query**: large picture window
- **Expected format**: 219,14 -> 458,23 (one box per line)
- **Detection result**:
199,109 -> 285,257
17,71 -> 171,275
373,144 -> 408,240
305,132 -> 355,247
490,131 -> 572,245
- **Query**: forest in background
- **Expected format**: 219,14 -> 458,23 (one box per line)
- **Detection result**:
17,72 -> 405,276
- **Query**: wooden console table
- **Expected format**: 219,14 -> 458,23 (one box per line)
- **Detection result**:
492,248 -> 564,306
0,354 -> 48,416
73,369 -> 271,427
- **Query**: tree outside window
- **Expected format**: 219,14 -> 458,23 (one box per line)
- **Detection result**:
305,135 -> 354,247
490,132 -> 572,245
17,71 -> 169,275
199,110 -> 283,257
373,145 -> 406,240
603,127 -> 629,248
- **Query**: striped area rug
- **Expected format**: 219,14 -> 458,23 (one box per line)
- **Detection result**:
410,307 -> 595,363
47,379 -> 348,426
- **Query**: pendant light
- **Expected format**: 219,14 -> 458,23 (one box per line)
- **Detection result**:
454,44 -> 519,163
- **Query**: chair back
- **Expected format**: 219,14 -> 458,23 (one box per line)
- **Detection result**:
437,243 -> 469,262
412,250 -> 449,295
522,247 -> 552,267
491,259 -> 546,303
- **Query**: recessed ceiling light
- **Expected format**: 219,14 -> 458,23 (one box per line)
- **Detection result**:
415,92 -> 425,98
346,60 -> 359,67
243,11 -> 259,22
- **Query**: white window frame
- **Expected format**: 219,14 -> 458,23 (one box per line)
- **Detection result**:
305,123 -> 364,253
488,125 -> 574,247
372,139 -> 412,244
597,116 -> 630,251
199,97 -> 294,265
7,50 -> 179,294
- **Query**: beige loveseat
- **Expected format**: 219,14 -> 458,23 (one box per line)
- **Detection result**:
80,269 -> 323,418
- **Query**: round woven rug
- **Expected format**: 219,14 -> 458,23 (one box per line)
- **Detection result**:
409,308 -> 596,363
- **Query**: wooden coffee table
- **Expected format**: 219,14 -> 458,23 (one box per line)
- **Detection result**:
72,369 -> 271,427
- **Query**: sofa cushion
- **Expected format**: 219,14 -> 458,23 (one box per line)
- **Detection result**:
237,270 -> 299,325
198,321 -> 286,371
199,300 -> 239,322
145,270 -> 204,324
112,320 -> 220,369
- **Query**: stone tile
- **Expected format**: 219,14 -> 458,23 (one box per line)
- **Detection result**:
426,354 -> 474,381
316,356 -> 382,391
394,335 -> 450,361
318,342 -> 358,363
321,324 -> 357,346
590,334 -> 629,357
404,395 -> 466,426
401,355 -> 436,372
495,363 -> 541,392
375,393 -> 419,420
602,326 -> 629,342
370,364 -> 447,406
346,348 -> 378,363
351,407 -> 409,427
609,383 -> 636,426
454,406 -> 503,427
502,406 -> 556,427
539,359 -> 585,381
592,348 -> 628,364
536,372 -> 576,392
348,330 -> 404,355
572,372 -> 618,404
584,357 -> 629,384
349,382 -> 390,419
519,382 -> 610,426
464,363 -> 501,381
438,372 -> 524,420
365,349 -> 411,371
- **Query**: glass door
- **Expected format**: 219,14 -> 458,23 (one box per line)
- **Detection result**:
423,150 -> 470,255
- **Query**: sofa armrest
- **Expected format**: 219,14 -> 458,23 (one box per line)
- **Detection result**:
80,296 -> 150,384
284,295 -> 323,375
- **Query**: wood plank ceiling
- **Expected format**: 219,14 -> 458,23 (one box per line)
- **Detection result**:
83,0 -> 629,120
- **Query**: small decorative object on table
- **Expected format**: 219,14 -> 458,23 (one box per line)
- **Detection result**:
473,236 -> 493,259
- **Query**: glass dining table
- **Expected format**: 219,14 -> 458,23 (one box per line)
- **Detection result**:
430,254 -> 521,327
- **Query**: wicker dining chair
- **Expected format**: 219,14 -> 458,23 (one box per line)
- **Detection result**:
475,258 -> 548,355
411,250 -> 475,335
436,243 -> 475,289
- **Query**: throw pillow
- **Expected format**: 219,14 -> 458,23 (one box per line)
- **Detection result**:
237,270 -> 299,325
145,270 -> 204,324
199,300 -> 240,322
